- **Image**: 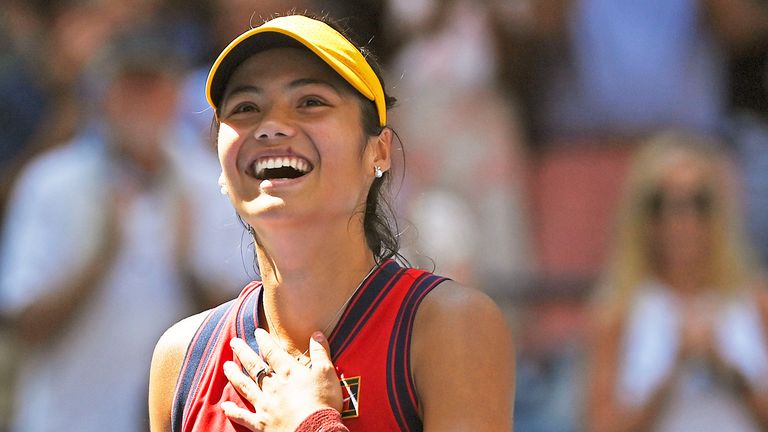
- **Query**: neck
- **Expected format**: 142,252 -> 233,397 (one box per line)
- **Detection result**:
253,216 -> 378,355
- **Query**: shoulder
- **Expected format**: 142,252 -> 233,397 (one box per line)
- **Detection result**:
414,279 -> 510,337
9,141 -> 103,205
411,279 -> 514,375
22,140 -> 100,181
152,310 -> 211,371
410,279 -> 514,430
410,280 -> 513,369
149,310 -> 211,432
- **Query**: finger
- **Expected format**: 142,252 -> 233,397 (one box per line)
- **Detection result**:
309,332 -> 337,380
223,361 -> 261,403
254,328 -> 294,372
230,338 -> 267,379
221,401 -> 265,431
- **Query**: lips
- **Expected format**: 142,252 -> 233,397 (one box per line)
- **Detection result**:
251,156 -> 313,180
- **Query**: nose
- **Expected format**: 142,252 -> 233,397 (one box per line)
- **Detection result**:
253,107 -> 296,141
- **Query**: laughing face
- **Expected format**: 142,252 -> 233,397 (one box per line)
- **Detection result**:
216,47 -> 389,231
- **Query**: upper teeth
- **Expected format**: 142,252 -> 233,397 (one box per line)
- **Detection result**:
253,157 -> 310,176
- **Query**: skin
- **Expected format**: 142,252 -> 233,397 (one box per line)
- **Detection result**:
148,47 -> 515,431
586,159 -> 768,432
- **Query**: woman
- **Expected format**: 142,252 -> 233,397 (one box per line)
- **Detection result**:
148,14 -> 514,432
586,131 -> 768,432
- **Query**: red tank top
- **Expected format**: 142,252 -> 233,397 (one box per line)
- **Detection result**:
171,260 -> 447,432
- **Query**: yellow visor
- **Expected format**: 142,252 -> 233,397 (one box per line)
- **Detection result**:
206,15 -> 386,127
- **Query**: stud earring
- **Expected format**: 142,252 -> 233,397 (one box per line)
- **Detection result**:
374,166 -> 383,179
218,173 -> 229,195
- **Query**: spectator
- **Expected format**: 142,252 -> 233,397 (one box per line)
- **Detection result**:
490,0 -> 767,285
586,131 -> 768,432
0,30 -> 247,432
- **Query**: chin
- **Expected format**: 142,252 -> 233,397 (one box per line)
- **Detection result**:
245,195 -> 285,212
240,196 -> 309,226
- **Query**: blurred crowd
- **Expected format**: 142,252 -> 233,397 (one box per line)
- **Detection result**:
1,0 -> 768,431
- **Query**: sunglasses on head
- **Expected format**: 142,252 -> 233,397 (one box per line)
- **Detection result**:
646,187 -> 714,218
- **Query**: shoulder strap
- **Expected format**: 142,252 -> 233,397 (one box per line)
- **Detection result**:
171,299 -> 236,432
387,270 -> 447,432
170,281 -> 262,431
330,260 -> 405,358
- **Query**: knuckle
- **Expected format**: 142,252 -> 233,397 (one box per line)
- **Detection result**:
245,386 -> 259,401
242,360 -> 261,376
259,345 -> 275,361
315,362 -> 335,377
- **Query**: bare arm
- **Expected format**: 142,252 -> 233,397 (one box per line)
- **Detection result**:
412,281 -> 515,431
149,311 -> 210,432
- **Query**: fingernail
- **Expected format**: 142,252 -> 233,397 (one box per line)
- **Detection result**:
223,361 -> 236,375
230,338 -> 242,349
311,331 -> 325,342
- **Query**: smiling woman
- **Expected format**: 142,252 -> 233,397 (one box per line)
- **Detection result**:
148,13 -> 515,432
215,47 -> 387,230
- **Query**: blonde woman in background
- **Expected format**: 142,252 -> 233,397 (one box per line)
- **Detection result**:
586,131 -> 768,432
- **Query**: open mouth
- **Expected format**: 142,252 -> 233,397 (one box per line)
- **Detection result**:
252,156 -> 312,180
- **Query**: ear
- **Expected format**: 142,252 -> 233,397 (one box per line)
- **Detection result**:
369,127 -> 393,174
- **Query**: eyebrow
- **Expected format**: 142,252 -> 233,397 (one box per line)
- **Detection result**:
288,78 -> 341,93
222,85 -> 261,103
222,78 -> 342,106
226,78 -> 339,95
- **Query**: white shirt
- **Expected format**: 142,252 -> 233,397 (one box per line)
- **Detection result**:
617,281 -> 768,432
0,127 -> 248,432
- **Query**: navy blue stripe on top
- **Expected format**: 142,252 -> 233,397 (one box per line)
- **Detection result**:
387,273 -> 447,432
236,286 -> 262,354
171,299 -> 236,432
329,260 -> 404,359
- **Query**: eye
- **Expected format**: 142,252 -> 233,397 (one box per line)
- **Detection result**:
221,101 -> 260,118
231,102 -> 259,114
299,97 -> 327,108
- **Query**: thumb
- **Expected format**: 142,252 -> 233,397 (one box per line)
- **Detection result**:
309,331 -> 335,377
309,331 -> 344,412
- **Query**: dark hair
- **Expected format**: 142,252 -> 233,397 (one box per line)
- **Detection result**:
215,12 -> 405,265
333,18 -> 404,265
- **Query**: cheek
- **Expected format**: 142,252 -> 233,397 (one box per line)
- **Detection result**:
321,141 -> 366,184
217,123 -> 241,171
317,122 -> 366,168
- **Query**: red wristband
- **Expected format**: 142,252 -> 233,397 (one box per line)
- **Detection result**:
295,408 -> 349,432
